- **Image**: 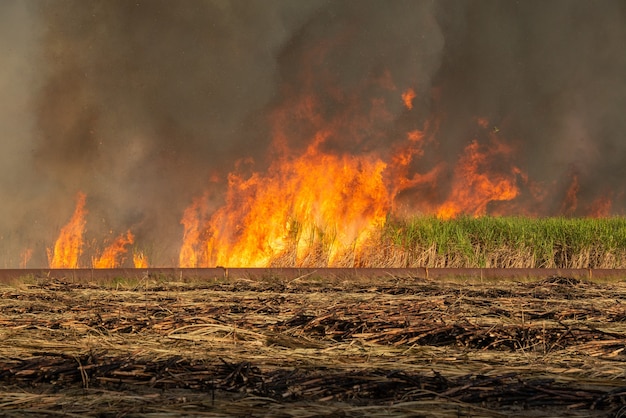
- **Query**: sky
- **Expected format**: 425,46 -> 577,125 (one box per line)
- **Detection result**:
1,0 -> 625,267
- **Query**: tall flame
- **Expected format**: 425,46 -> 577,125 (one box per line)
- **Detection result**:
199,131 -> 390,267
177,57 -> 408,268
48,192 -> 87,268
178,88 -> 539,267
179,196 -> 207,268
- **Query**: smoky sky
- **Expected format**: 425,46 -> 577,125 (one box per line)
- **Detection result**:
0,0 -> 624,267
434,0 -> 626,209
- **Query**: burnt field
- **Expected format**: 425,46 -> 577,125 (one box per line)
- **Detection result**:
1,272 -> 626,417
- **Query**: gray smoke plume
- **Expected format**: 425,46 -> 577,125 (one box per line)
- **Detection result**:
434,0 -> 626,213
0,1 -> 47,267
27,0 -> 326,265
0,0 -> 624,267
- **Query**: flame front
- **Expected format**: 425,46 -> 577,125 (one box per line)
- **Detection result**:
177,80 -> 600,267
48,192 -> 87,268
178,56 -> 402,267
40,83 -> 618,269
48,194 -> 139,269
193,132 -> 390,267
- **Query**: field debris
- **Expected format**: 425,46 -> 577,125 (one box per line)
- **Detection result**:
0,273 -> 625,416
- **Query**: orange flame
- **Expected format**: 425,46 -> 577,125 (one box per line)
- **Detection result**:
402,88 -> 416,110
92,230 -> 134,268
48,192 -> 87,268
133,251 -> 149,268
437,137 -> 521,220
179,58 -> 406,267
179,196 -> 208,268
386,126 -> 443,214
197,132 -> 390,267
178,81 -> 544,267
31,55 -> 618,269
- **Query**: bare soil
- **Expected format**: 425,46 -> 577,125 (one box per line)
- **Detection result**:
0,273 -> 625,417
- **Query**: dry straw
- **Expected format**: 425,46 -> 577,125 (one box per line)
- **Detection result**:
0,274 -> 625,416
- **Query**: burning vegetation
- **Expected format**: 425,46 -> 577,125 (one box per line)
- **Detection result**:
43,81 -> 623,269
3,4 -> 626,415
1,1 -> 625,268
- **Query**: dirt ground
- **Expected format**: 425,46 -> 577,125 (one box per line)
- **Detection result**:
0,273 -> 625,417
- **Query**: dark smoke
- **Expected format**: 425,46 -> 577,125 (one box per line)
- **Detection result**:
27,0 -> 324,265
434,0 -> 626,213
0,0 -> 624,267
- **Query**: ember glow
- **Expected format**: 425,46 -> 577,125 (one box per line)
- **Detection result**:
2,1 -> 625,268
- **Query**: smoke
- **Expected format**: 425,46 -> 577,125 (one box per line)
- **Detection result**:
29,0 -> 326,265
272,0 -> 443,155
0,0 -> 624,266
433,0 -> 626,211
0,1 -> 48,266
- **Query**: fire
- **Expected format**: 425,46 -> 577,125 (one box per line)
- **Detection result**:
194,131 -> 390,267
389,126 -> 442,186
179,196 -> 207,268
92,231 -> 134,268
177,84 -> 540,267
46,193 -> 139,269
402,88 -> 416,110
436,136 -> 521,220
133,251 -> 149,268
36,83 -> 618,269
48,192 -> 87,268
178,56 -> 403,268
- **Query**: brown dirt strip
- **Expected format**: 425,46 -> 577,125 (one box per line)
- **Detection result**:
0,267 -> 626,283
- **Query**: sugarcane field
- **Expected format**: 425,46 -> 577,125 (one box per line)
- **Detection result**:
3,1 -> 626,416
